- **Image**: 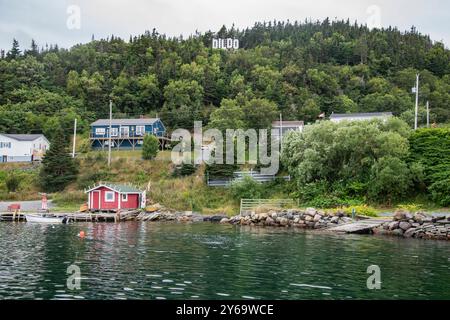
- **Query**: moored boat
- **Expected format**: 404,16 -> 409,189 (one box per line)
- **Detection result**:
25,214 -> 67,224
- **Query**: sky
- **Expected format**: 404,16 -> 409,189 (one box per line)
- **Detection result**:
0,0 -> 449,52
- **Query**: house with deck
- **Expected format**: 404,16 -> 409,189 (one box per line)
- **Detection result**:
90,118 -> 166,150
272,121 -> 304,140
330,112 -> 393,123
0,134 -> 50,163
86,183 -> 146,211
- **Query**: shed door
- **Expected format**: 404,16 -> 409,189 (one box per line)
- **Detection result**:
92,191 -> 101,209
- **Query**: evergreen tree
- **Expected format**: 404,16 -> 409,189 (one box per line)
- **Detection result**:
25,39 -> 39,57
39,129 -> 79,192
142,134 -> 159,159
6,38 -> 21,60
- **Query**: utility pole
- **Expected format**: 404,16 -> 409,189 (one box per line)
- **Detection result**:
72,118 -> 77,158
108,100 -> 112,167
414,73 -> 420,130
279,113 -> 283,154
426,101 -> 430,128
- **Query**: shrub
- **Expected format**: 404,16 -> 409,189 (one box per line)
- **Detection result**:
229,176 -> 264,201
172,164 -> 197,177
429,179 -> 450,207
142,135 -> 159,160
342,205 -> 378,217
5,172 -> 21,193
396,203 -> 423,212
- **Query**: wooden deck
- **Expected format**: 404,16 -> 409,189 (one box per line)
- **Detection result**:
0,210 -> 140,223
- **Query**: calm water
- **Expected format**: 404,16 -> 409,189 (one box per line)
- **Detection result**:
0,222 -> 449,300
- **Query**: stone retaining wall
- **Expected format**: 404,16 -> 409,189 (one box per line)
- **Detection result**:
222,208 -> 352,229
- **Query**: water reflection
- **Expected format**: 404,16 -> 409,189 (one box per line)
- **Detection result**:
0,222 -> 449,300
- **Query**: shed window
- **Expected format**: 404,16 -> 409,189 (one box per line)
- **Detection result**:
105,191 -> 115,202
121,194 -> 128,202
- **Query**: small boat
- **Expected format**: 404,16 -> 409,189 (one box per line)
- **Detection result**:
25,214 -> 67,224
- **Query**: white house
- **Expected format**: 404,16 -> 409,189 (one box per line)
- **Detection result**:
329,112 -> 393,123
0,134 -> 50,163
272,121 -> 304,140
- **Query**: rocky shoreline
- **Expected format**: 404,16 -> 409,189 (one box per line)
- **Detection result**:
138,207 -> 352,228
373,211 -> 450,241
224,207 -> 353,228
138,205 -> 450,241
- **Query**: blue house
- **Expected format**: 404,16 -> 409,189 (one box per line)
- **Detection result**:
90,118 -> 166,150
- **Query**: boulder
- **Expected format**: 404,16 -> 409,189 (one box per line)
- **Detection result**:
393,210 -> 407,221
330,216 -> 340,224
399,222 -> 412,231
265,217 -> 275,226
392,229 -> 404,237
259,212 -> 269,220
404,228 -> 416,238
220,218 -> 230,224
413,212 -> 428,223
388,221 -> 400,230
279,218 -> 289,226
305,208 -> 316,217
305,215 -> 314,222
313,214 -> 322,222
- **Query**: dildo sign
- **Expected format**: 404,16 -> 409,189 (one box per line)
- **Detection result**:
212,38 -> 239,50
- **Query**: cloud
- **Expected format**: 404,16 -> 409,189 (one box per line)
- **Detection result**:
0,0 -> 448,51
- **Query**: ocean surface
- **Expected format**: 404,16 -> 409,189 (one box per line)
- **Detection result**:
0,222 -> 449,300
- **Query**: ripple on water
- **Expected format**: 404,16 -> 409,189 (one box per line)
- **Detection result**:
0,223 -> 449,300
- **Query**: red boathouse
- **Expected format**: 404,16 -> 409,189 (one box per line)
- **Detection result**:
86,183 -> 145,211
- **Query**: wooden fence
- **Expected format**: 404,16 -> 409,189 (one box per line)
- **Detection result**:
239,198 -> 297,215
207,170 -> 291,187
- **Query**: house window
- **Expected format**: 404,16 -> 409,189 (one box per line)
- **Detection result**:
136,126 -> 145,136
105,191 -> 115,202
0,142 -> 11,148
120,126 -> 129,137
121,194 -> 128,202
110,127 -> 118,137
95,128 -> 106,135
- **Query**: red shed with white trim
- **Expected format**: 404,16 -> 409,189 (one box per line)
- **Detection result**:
86,183 -> 145,211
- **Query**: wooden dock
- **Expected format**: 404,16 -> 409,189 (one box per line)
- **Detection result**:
0,210 -> 140,223
326,219 -> 389,234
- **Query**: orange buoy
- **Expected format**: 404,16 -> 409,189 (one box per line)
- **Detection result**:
78,231 -> 86,238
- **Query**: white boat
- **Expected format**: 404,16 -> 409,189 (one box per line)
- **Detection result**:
25,214 -> 66,224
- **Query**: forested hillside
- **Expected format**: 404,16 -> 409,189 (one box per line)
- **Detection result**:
1,19 -> 449,139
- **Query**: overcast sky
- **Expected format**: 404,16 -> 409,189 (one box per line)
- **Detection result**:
0,0 -> 449,52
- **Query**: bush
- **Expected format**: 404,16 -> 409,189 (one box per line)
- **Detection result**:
142,135 -> 159,160
429,179 -> 450,207
229,176 -> 265,201
342,205 -> 378,217
172,164 -> 197,177
5,172 -> 21,193
396,203 -> 423,212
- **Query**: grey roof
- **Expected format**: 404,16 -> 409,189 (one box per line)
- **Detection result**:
272,121 -> 304,127
0,134 -> 47,141
86,183 -> 143,194
91,118 -> 160,126
330,112 -> 393,119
